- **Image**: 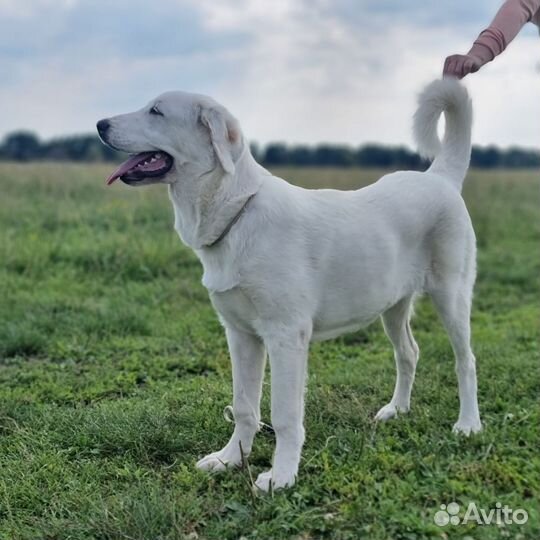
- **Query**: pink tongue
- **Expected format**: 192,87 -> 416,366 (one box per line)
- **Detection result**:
106,152 -> 156,185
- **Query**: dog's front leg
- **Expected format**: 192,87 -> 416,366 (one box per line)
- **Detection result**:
255,324 -> 310,492
196,326 -> 266,472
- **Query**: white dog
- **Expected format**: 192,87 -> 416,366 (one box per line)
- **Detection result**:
97,78 -> 482,492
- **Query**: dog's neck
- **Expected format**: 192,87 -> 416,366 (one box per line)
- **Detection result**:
168,140 -> 265,250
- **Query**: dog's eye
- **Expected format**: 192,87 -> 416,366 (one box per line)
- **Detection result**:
149,105 -> 163,116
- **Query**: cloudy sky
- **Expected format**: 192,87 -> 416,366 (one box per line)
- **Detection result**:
1,0 -> 538,148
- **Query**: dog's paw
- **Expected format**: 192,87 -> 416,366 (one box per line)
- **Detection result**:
452,418 -> 482,436
196,448 -> 242,472
374,402 -> 408,422
254,469 -> 296,493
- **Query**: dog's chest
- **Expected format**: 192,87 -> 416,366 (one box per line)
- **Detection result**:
196,246 -> 243,293
209,287 -> 259,334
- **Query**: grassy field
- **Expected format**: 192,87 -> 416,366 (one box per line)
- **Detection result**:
0,162 -> 538,539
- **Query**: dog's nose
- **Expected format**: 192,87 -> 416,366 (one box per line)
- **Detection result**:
96,119 -> 110,138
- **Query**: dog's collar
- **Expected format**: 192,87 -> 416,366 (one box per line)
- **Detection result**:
204,193 -> 255,248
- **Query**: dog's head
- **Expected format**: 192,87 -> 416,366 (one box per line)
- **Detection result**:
97,92 -> 242,186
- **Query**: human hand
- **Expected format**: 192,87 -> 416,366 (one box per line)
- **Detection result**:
443,54 -> 482,79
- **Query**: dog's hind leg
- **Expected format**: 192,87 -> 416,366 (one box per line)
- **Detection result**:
429,281 -> 482,435
375,295 -> 419,422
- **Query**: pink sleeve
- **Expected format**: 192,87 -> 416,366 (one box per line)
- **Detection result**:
468,0 -> 540,64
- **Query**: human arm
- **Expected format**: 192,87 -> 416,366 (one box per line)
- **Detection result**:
443,0 -> 540,78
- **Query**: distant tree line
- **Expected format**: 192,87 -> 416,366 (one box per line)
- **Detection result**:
251,142 -> 540,169
0,132 -> 120,162
1,131 -> 539,169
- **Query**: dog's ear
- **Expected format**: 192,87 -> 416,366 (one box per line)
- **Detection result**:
199,106 -> 240,175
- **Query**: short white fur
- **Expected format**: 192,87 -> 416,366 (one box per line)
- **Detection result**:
102,78 -> 482,492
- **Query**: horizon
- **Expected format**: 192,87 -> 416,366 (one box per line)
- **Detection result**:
2,130 -> 539,153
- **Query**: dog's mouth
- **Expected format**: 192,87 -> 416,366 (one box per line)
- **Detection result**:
106,151 -> 174,185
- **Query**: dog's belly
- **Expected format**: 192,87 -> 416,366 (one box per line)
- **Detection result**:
308,257 -> 402,340
210,284 -> 389,341
311,318 -> 378,342
311,290 -> 392,342
208,249 -> 420,342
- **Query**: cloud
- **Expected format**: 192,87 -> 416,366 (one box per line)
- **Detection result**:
0,0 -> 538,148
194,0 -> 540,147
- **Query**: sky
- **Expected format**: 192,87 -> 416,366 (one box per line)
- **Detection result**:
1,0 -> 538,148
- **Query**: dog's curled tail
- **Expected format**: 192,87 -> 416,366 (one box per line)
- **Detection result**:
413,78 -> 472,191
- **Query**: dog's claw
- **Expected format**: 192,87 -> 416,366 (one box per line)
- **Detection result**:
452,419 -> 482,435
374,402 -> 409,422
254,469 -> 296,493
196,450 -> 242,472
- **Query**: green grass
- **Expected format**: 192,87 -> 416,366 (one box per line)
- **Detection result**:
0,162 -> 539,539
